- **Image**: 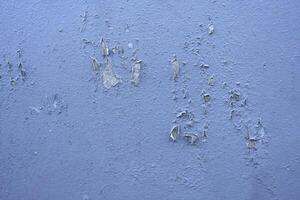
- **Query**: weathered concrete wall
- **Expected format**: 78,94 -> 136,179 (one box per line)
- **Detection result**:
1,0 -> 300,199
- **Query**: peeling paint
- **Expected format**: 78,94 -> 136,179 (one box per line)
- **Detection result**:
80,11 -> 88,32
90,56 -> 100,72
199,63 -> 209,69
256,118 -> 265,139
131,60 -> 142,86
184,132 -> 199,144
170,125 -> 180,142
208,75 -> 214,86
18,63 -> 26,81
176,110 -> 189,118
0,1 -> 298,199
43,94 -> 68,115
176,110 -> 194,121
100,38 -> 110,57
202,92 -> 211,103
171,55 -> 180,80
102,58 -> 121,89
208,22 -> 214,35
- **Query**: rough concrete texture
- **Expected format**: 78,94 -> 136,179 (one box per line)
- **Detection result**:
0,1 -> 300,200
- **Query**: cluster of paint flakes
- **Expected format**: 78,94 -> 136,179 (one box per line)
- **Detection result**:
88,38 -> 143,90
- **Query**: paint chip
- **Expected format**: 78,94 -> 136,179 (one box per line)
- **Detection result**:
171,55 -> 180,80
101,38 -> 110,57
176,110 -> 194,121
170,125 -> 180,142
184,133 -> 199,144
90,56 -> 100,71
18,63 -> 26,81
256,119 -> 265,138
44,94 -> 68,115
102,58 -> 121,89
246,136 -> 258,150
202,91 -> 211,102
208,22 -> 214,35
229,90 -> 240,102
200,63 -> 209,69
80,11 -> 88,32
30,106 -> 42,114
245,119 -> 265,149
131,60 -> 142,86
176,110 -> 188,118
245,127 -> 259,150
208,75 -> 214,86
203,124 -> 209,138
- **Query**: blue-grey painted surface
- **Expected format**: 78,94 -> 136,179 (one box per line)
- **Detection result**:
1,1 -> 300,199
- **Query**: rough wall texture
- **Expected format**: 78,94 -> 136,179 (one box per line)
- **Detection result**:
0,0 -> 300,200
